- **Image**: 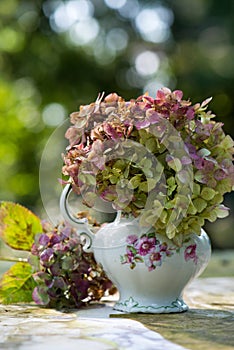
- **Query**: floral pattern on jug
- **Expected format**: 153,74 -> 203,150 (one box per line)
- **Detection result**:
120,232 -> 198,271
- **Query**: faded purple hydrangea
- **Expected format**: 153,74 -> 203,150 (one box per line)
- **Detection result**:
62,87 -> 234,240
29,222 -> 116,309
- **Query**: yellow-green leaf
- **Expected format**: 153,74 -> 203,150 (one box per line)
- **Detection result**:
0,262 -> 36,304
193,197 -> 207,213
187,202 -> 197,215
129,175 -> 142,189
0,201 -> 42,250
167,157 -> 182,172
219,135 -> 234,150
200,187 -> 216,201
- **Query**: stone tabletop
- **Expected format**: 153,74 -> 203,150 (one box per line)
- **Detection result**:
0,251 -> 234,350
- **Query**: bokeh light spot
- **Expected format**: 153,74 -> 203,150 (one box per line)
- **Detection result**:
104,0 -> 127,10
0,28 -> 25,52
135,7 -> 173,43
50,0 -> 94,33
69,18 -> 99,45
117,0 -> 140,19
135,51 -> 160,76
106,28 -> 128,53
42,103 -> 66,127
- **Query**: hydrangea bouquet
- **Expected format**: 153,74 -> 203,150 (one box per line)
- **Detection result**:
0,87 -> 233,309
62,87 -> 234,244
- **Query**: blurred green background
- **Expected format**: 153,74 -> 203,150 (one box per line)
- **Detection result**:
0,0 -> 233,248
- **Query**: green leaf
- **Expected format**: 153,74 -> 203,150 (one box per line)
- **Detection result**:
177,170 -> 192,184
197,148 -> 211,158
134,256 -> 144,263
187,202 -> 197,215
139,157 -> 152,170
210,193 -> 223,205
0,201 -> 42,250
159,209 -> 167,223
109,175 -> 118,184
167,176 -> 177,196
167,176 -> 176,186
139,129 -> 150,143
215,205 -> 229,218
139,179 -> 157,193
133,193 -> 147,208
165,223 -> 176,239
219,135 -> 234,150
82,191 -> 97,207
192,183 -> 201,196
78,173 -> 96,186
193,197 -> 207,213
215,178 -> 232,195
128,246 -> 137,255
139,210 -> 155,226
139,181 -> 148,192
200,187 -> 216,201
0,262 -> 36,304
145,138 -> 157,152
194,170 -> 206,184
189,222 -> 201,235
129,175 -> 142,189
113,159 -> 126,171
167,157 -> 182,172
206,210 -> 217,222
147,178 -> 157,191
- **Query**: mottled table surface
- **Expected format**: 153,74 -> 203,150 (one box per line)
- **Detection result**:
0,251 -> 234,350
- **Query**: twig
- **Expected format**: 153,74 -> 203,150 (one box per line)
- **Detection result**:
0,256 -> 28,263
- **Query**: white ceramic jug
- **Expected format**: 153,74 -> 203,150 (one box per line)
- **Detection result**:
60,184 -> 211,313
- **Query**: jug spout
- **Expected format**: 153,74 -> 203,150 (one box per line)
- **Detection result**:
59,184 -> 94,252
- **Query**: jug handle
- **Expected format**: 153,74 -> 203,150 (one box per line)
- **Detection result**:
60,183 -> 94,252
